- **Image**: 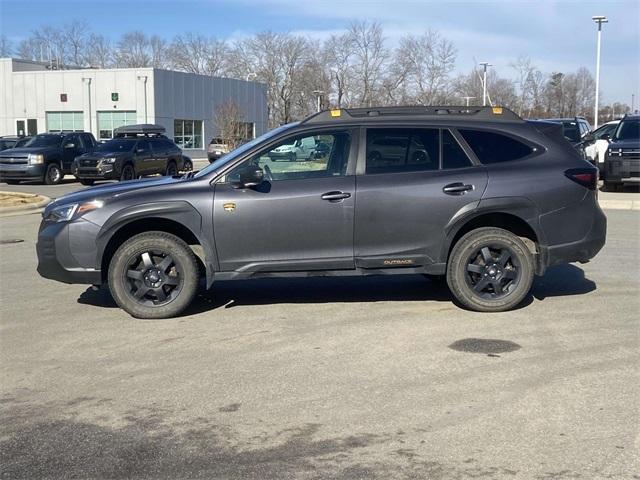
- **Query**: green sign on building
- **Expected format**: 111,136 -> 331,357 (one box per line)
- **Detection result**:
111,92 -> 119,102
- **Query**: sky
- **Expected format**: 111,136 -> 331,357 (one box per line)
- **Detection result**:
1,0 -> 638,105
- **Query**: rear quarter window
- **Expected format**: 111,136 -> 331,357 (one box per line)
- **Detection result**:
459,129 -> 533,164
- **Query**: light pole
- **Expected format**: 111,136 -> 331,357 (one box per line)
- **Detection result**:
479,62 -> 492,106
312,90 -> 324,112
592,15 -> 608,129
82,77 -> 92,134
462,96 -> 476,107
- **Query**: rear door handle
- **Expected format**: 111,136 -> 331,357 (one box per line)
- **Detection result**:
443,182 -> 474,195
321,191 -> 351,202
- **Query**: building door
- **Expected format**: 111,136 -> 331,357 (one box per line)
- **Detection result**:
16,119 -> 36,136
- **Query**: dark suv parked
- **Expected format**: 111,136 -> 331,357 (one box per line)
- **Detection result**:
602,114 -> 640,191
544,117 -> 592,161
73,124 -> 184,185
0,132 -> 96,185
36,106 -> 606,318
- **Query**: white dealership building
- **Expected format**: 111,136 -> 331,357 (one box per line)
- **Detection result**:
0,58 -> 268,157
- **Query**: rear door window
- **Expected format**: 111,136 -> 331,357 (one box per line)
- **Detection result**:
366,129 -> 439,174
459,129 -> 533,164
442,130 -> 472,169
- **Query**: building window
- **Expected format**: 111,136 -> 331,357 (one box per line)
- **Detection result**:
174,119 -> 203,149
46,111 -> 84,132
97,111 -> 137,140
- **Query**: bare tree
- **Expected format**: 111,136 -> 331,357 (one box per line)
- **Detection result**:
348,21 -> 388,107
150,35 -> 168,68
393,30 -> 456,105
65,20 -> 89,66
168,33 -> 228,76
114,31 -> 151,67
0,35 -> 13,57
214,101 -> 246,150
86,34 -> 113,68
322,33 -> 355,108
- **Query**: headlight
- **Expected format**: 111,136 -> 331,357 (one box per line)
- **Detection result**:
44,200 -> 104,223
101,157 -> 117,164
29,153 -> 44,165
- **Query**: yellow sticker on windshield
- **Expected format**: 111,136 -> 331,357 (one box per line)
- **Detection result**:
492,107 -> 503,114
330,109 -> 341,117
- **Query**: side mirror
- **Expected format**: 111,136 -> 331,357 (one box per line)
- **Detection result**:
600,133 -> 611,141
234,166 -> 264,188
64,143 -> 75,149
583,133 -> 595,143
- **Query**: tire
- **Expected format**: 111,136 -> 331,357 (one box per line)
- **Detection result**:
183,158 -> 193,172
603,180 -> 617,192
120,164 -> 135,181
4,180 -> 20,185
80,179 -> 95,186
108,232 -> 199,319
446,227 -> 534,312
44,163 -> 63,185
165,161 -> 177,176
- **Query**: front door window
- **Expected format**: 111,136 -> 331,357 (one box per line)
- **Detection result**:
225,132 -> 350,183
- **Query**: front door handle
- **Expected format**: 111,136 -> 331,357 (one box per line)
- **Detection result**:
321,191 -> 351,202
443,182 -> 474,195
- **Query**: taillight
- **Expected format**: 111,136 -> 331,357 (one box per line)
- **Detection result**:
564,168 -> 598,190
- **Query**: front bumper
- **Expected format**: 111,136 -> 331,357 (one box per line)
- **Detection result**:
605,157 -> 640,184
36,219 -> 102,285
74,163 -> 120,180
0,163 -> 46,181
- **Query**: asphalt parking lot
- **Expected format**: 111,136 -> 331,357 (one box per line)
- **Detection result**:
0,184 -> 639,479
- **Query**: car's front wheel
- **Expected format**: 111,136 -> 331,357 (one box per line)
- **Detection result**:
108,232 -> 199,319
446,227 -> 534,312
120,164 -> 135,181
165,161 -> 178,176
44,163 -> 63,185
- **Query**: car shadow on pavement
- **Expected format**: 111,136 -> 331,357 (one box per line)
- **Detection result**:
76,264 -> 596,316
530,263 -> 596,300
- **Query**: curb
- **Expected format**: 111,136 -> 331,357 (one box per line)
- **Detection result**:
0,191 -> 51,216
599,200 -> 640,211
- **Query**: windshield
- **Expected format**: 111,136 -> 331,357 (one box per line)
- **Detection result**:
614,119 -> 640,141
23,135 -> 63,148
95,139 -> 135,153
194,124 -> 298,178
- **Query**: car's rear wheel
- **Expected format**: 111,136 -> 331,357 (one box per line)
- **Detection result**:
120,164 -> 135,181
182,158 -> 193,172
44,163 -> 63,185
108,232 -> 199,319
79,179 -> 95,186
446,227 -> 534,312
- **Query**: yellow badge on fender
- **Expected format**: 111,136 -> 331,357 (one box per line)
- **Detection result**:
223,202 -> 236,212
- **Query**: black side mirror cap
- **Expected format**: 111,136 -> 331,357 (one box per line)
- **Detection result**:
234,166 -> 264,188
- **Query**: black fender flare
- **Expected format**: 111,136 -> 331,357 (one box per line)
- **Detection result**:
440,196 -> 546,263
95,201 -> 217,286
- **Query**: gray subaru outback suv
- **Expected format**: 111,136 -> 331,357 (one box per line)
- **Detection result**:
36,107 -> 606,318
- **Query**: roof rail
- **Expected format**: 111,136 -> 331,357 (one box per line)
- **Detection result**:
301,106 -> 523,124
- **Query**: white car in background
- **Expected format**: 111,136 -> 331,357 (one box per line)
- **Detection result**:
585,120 -> 619,165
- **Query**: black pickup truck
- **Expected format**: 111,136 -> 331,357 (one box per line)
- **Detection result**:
0,132 -> 97,185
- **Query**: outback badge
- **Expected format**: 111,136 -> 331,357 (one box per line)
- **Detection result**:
223,202 -> 236,212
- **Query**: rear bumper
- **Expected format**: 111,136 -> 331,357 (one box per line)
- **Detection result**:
539,204 -> 607,269
0,163 -> 45,181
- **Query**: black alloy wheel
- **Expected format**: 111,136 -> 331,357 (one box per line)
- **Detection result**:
464,245 -> 520,300
165,161 -> 178,176
108,232 -> 199,318
124,250 -> 182,306
446,227 -> 534,312
120,164 -> 135,181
